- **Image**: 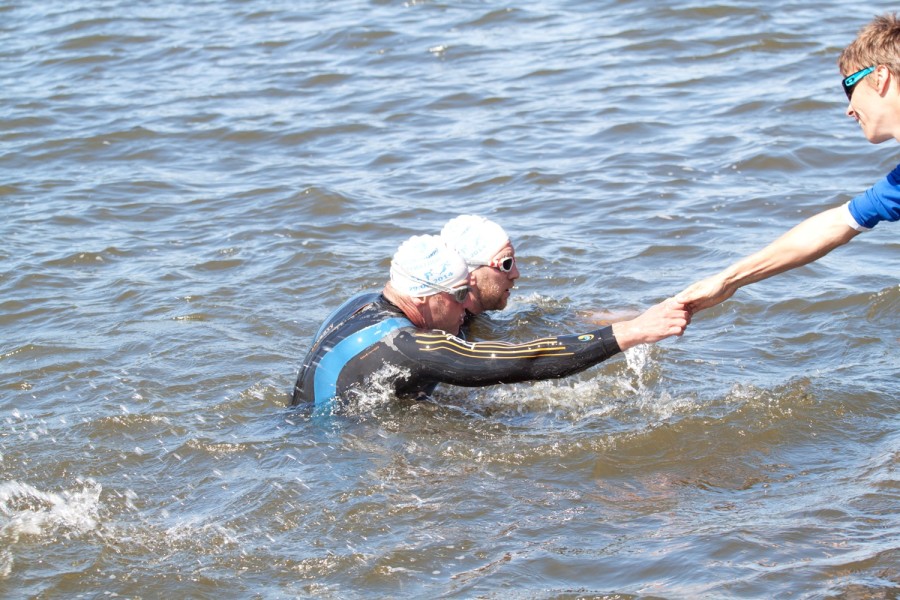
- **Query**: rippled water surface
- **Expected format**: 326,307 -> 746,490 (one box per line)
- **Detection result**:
2,0 -> 898,598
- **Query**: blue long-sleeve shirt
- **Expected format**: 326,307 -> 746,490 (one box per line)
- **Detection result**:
847,162 -> 900,229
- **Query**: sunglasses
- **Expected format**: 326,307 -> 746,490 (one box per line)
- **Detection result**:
434,281 -> 469,303
395,268 -> 469,303
842,65 -> 875,100
472,256 -> 515,273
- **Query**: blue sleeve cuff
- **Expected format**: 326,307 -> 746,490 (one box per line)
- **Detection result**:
847,164 -> 900,229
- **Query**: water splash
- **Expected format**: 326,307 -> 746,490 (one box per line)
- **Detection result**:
623,343 -> 652,380
0,479 -> 102,577
328,363 -> 413,417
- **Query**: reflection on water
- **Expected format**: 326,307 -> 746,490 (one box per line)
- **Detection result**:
1,0 -> 898,597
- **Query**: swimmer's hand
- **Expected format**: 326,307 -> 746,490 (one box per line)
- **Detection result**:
611,298 -> 690,351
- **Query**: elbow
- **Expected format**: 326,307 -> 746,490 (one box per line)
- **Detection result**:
835,226 -> 861,248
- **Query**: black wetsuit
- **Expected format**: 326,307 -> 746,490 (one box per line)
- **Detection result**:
291,292 -> 622,410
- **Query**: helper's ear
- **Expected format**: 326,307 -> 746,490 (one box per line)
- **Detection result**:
875,64 -> 893,95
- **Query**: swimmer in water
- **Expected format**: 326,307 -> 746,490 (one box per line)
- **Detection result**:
291,234 -> 690,411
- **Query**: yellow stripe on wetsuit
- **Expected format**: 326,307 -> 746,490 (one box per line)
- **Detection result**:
414,333 -> 575,359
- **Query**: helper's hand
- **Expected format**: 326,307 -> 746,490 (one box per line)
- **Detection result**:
675,276 -> 736,314
611,298 -> 691,351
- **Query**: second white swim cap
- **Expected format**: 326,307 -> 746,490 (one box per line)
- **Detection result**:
440,214 -> 510,271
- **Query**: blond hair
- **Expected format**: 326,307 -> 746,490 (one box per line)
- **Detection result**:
839,13 -> 900,80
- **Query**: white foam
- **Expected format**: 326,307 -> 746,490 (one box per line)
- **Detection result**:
0,479 -> 102,577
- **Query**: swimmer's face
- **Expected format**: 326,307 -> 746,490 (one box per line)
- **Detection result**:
468,241 -> 519,314
422,289 -> 470,334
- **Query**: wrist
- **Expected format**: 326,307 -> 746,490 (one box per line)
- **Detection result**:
718,264 -> 744,289
600,326 -> 622,355
611,321 -> 638,351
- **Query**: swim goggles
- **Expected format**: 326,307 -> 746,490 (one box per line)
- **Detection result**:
470,256 -> 515,273
842,65 -> 875,100
393,267 -> 470,303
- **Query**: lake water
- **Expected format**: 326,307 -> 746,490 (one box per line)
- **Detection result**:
2,0 -> 898,597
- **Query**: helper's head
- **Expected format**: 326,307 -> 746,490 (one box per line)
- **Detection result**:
839,13 -> 900,143
440,215 -> 520,315
389,234 -> 471,334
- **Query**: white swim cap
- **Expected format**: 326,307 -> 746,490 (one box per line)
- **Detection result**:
440,214 -> 510,271
390,234 -> 469,297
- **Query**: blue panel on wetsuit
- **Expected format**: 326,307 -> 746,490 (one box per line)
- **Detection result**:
313,317 -> 411,408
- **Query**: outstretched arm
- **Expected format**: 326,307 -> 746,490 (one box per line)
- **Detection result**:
403,298 -> 689,388
676,206 -> 861,314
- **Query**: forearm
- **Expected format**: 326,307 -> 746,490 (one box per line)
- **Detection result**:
715,207 -> 860,291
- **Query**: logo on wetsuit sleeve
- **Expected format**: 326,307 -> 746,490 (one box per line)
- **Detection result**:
577,334 -> 594,342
